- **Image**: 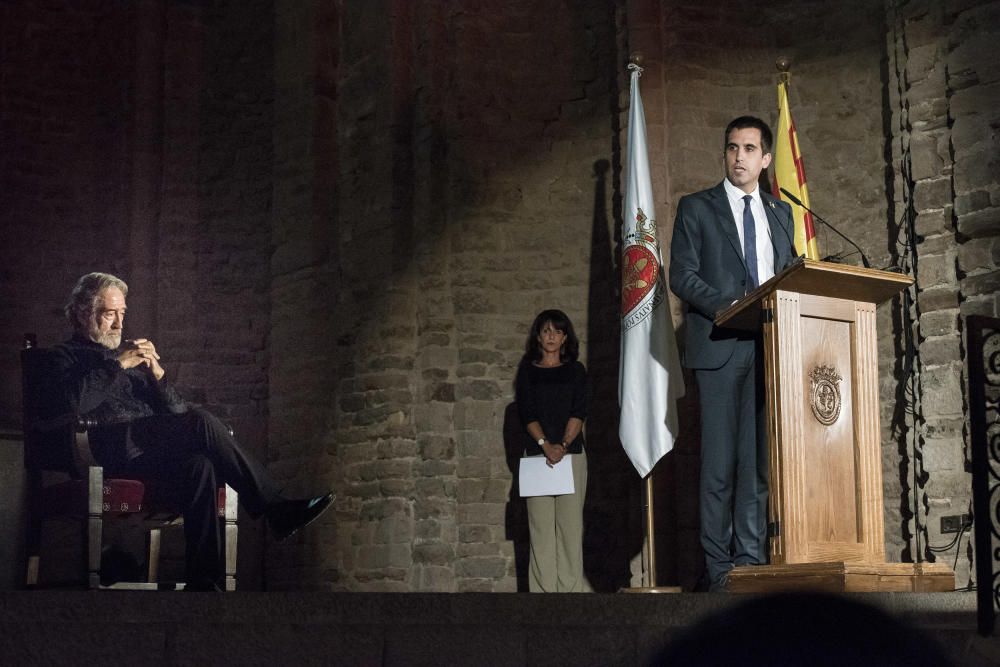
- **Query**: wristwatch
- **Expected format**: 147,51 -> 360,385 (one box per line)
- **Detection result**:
537,437 -> 546,447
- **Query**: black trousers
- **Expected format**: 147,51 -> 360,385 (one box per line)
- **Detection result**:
111,408 -> 281,586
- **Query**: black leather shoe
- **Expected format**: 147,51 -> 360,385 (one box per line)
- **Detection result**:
709,573 -> 730,593
267,492 -> 335,542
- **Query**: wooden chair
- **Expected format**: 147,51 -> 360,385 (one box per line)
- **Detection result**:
20,333 -> 238,590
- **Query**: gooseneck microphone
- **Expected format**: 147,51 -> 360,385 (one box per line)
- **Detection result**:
778,187 -> 872,269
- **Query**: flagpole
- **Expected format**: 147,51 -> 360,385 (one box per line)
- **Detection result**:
629,53 -> 658,589
617,52 -> 681,594
773,56 -> 820,260
624,465 -> 679,593
644,474 -> 657,587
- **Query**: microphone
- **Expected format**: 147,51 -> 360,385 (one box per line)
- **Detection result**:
778,187 -> 871,268
765,196 -> 799,267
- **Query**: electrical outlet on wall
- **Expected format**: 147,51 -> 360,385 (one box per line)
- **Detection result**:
940,514 -> 971,534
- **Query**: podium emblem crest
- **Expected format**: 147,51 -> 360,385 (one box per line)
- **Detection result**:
809,365 -> 842,426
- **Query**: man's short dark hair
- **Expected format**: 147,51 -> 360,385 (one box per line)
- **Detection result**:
724,116 -> 773,154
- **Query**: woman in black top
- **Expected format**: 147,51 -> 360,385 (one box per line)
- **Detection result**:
515,309 -> 589,592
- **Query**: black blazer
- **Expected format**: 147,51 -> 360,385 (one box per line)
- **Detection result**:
669,181 -> 796,370
47,335 -> 188,466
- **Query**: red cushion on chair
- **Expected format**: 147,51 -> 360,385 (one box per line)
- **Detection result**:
38,477 -> 228,518
102,478 -> 146,513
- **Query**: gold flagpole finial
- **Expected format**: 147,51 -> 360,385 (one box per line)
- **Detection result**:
776,56 -> 791,85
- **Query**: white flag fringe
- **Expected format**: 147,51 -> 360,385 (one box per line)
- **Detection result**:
618,64 -> 685,478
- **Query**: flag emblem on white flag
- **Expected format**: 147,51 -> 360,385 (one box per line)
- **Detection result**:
622,207 -> 665,329
619,64 -> 685,479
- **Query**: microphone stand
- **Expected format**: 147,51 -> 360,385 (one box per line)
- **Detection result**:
778,187 -> 871,268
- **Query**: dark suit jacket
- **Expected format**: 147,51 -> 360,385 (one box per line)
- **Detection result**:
47,335 -> 188,467
669,181 -> 796,370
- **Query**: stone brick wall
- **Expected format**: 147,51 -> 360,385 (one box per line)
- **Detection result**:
183,0 -> 275,588
266,0 -> 341,589
884,0 -> 1000,587
267,0 -> 639,592
0,1 -> 133,420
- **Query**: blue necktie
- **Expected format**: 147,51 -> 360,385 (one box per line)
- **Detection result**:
742,195 -> 759,291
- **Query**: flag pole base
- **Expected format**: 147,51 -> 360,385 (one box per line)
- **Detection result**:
619,586 -> 682,593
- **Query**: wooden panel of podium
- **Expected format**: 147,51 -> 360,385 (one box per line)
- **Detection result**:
714,259 -> 954,593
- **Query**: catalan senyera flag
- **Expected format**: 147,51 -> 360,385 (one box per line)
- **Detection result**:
618,64 -> 685,479
771,80 -> 819,260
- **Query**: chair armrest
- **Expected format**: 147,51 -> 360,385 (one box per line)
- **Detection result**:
31,414 -> 97,434
28,412 -> 231,477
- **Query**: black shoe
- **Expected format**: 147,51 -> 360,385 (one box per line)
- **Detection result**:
267,492 -> 335,542
709,573 -> 730,593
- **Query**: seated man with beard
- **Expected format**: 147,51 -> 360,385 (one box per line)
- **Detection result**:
49,272 -> 333,590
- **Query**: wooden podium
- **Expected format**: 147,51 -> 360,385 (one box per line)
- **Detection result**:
714,259 -> 954,593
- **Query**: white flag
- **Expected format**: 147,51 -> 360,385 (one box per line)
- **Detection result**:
618,65 -> 685,478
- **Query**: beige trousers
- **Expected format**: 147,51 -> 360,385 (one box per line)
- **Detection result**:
526,450 -> 588,592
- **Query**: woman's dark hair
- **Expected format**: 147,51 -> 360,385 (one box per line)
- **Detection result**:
523,309 -> 579,364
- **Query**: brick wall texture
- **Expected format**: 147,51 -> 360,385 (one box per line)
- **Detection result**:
1,0 -> 996,591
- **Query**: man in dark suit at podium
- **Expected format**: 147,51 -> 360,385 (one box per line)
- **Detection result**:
669,116 -> 797,591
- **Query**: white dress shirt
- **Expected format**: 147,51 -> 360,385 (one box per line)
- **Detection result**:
723,178 -> 775,286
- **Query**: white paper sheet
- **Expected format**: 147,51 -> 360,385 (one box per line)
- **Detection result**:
518,454 -> 575,497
